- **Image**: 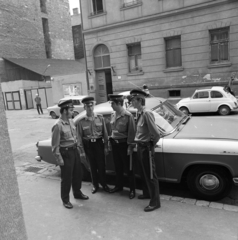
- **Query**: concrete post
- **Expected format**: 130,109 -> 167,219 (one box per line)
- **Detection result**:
0,81 -> 28,239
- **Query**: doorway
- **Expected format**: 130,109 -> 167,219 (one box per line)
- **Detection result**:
96,70 -> 113,103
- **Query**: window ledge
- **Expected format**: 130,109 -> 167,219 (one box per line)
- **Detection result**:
88,11 -> 107,19
163,67 -> 184,73
207,62 -> 232,69
120,1 -> 142,11
127,71 -> 144,76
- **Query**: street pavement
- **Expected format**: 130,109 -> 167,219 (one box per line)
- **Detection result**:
16,164 -> 238,240
5,109 -> 238,239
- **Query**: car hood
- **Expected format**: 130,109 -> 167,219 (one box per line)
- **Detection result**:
175,117 -> 238,140
178,97 -> 190,104
47,105 -> 58,109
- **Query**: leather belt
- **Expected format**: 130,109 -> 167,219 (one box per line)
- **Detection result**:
84,137 -> 102,143
60,144 -> 77,151
110,138 -> 127,144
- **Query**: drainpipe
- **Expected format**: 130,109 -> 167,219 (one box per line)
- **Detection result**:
79,0 -> 90,93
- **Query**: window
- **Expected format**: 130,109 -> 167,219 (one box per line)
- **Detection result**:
94,44 -> 110,69
210,28 -> 229,63
165,36 -> 182,68
193,91 -> 209,99
40,0 -> 47,13
123,0 -> 139,7
211,91 -> 223,98
169,90 -> 180,97
127,43 -> 142,73
91,0 -> 104,15
72,100 -> 80,105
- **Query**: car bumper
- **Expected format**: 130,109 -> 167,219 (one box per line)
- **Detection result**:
233,177 -> 238,186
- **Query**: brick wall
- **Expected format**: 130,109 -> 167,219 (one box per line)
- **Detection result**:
0,0 -> 74,81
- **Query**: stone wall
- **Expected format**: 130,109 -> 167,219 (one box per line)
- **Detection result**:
0,80 -> 28,239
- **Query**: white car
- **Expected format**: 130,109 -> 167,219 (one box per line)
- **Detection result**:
47,95 -> 87,119
176,86 -> 238,116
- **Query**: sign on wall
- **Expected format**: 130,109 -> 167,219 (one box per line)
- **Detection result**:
63,83 -> 82,97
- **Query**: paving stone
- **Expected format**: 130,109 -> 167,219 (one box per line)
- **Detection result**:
37,168 -> 48,174
181,198 -> 196,205
209,202 -> 224,210
223,204 -> 238,212
196,200 -> 210,207
23,172 -> 36,176
171,196 -> 184,202
160,195 -> 171,200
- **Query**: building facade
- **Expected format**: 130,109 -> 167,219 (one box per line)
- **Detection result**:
80,0 -> 238,103
0,0 -> 85,110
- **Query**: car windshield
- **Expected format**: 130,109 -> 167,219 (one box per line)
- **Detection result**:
151,101 -> 185,135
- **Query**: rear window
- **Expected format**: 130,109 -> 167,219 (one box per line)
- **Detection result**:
211,91 -> 223,98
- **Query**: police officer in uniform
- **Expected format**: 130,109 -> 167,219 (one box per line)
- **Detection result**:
108,94 -> 136,199
76,97 -> 112,194
130,89 -> 161,212
51,99 -> 89,209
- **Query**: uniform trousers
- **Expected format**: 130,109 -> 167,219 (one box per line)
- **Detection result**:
137,142 -> 161,207
83,139 -> 107,188
59,147 -> 82,203
110,139 -> 135,191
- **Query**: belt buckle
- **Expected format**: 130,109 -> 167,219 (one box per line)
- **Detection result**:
91,139 -> 96,142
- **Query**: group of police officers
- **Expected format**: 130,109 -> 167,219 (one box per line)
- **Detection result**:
51,89 -> 161,212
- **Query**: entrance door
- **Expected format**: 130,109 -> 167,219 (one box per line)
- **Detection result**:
25,90 -> 33,109
38,88 -> 47,108
5,91 -> 22,110
96,71 -> 107,103
105,69 -> 113,99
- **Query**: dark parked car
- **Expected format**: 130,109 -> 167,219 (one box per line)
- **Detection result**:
36,97 -> 238,201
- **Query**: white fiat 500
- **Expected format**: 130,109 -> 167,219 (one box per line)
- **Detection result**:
176,86 -> 238,115
47,95 -> 87,119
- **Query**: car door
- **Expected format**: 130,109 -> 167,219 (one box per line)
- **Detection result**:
210,91 -> 224,111
189,91 -> 211,112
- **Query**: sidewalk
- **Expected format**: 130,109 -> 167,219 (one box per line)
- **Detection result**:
16,163 -> 238,240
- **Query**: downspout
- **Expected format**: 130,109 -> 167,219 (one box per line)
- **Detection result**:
79,0 -> 90,92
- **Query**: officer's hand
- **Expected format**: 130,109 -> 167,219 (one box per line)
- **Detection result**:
104,148 -> 109,156
56,159 -> 64,166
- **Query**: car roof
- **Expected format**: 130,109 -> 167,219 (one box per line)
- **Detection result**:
196,86 -> 224,91
59,95 -> 87,101
74,97 -> 166,124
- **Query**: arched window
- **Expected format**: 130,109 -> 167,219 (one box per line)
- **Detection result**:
94,44 -> 110,69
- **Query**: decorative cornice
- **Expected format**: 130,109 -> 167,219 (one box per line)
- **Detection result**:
82,0 -> 233,34
207,21 -> 231,29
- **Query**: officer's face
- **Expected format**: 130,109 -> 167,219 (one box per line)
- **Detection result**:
85,103 -> 94,114
131,98 -> 141,109
110,101 -> 118,111
66,107 -> 74,118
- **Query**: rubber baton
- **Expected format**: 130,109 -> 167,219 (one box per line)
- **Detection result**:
129,152 -> 133,171
149,149 -> 153,179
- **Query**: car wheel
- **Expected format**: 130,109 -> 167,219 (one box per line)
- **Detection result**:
218,105 -> 230,116
187,166 -> 232,201
179,107 -> 189,115
50,112 -> 58,119
81,163 -> 91,182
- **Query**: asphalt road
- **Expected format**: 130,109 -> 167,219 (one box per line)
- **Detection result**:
6,108 -> 238,206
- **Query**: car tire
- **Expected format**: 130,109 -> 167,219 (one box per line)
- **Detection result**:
50,112 -> 58,119
187,166 -> 232,201
179,107 -> 189,115
218,105 -> 231,116
81,163 -> 91,182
